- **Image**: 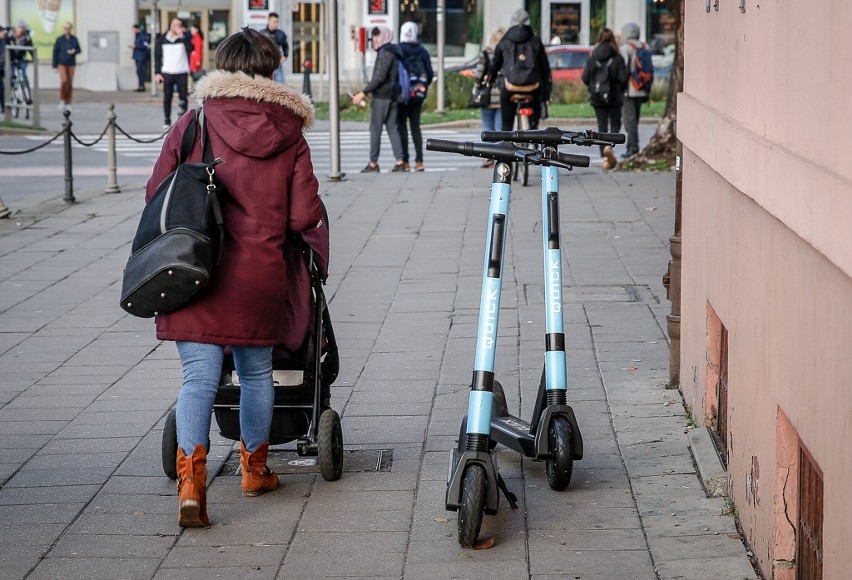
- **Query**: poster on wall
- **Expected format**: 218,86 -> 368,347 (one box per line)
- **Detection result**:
550,2 -> 581,45
11,0 -> 76,61
244,0 -> 270,31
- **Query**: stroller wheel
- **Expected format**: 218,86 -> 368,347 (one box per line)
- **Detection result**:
161,408 -> 178,480
317,409 -> 343,481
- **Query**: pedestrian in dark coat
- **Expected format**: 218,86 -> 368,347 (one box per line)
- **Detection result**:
396,21 -> 433,171
351,26 -> 405,172
146,28 -> 323,528
130,24 -> 151,92
52,22 -> 81,110
581,27 -> 627,170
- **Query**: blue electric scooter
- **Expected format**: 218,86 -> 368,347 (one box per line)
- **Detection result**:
426,128 -> 625,547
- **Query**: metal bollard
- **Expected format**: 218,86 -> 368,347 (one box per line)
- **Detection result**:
62,110 -> 75,204
302,59 -> 312,100
105,104 -> 121,194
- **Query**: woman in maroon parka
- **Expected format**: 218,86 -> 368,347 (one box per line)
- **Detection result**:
145,28 -> 323,527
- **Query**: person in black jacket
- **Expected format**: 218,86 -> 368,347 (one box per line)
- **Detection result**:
130,24 -> 151,92
0,27 -> 7,113
52,22 -> 81,111
396,21 -> 433,172
155,18 -> 194,128
262,12 -> 289,83
581,28 -> 627,170
351,26 -> 405,173
486,9 -> 551,132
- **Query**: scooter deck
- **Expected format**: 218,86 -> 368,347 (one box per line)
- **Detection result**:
491,414 -> 537,458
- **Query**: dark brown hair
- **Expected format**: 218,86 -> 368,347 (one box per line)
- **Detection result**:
596,27 -> 618,51
215,27 -> 280,78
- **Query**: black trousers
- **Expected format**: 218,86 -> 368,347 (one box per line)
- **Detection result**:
162,72 -> 188,123
135,59 -> 147,89
397,99 -> 424,163
593,104 -> 622,155
499,87 -> 543,131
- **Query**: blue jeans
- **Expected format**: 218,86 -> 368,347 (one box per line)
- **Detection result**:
273,62 -> 285,83
480,108 -> 501,132
175,342 -> 273,455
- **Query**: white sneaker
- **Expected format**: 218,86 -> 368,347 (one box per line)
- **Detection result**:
57,101 -> 66,111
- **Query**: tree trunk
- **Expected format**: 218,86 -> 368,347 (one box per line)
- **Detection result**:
629,0 -> 684,165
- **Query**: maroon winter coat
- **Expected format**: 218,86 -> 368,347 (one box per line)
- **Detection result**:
145,70 -> 324,351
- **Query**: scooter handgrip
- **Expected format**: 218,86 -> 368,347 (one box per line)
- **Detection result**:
596,132 -> 626,144
558,151 -> 591,168
426,139 -> 468,154
480,131 -> 515,142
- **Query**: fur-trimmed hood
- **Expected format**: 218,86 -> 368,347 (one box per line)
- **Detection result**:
191,70 -> 314,160
194,70 -> 314,127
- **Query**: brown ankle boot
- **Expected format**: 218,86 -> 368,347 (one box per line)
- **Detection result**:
176,444 -> 209,527
240,441 -> 280,497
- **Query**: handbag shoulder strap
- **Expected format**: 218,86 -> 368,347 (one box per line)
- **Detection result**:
198,107 -> 214,163
178,112 -> 198,163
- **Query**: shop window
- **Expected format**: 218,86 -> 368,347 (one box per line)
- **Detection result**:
399,0 -> 481,58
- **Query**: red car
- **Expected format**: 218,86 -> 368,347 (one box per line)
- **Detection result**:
451,44 -> 592,84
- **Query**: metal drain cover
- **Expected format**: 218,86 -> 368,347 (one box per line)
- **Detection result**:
220,449 -> 393,475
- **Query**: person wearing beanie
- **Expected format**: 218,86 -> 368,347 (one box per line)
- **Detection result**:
619,21 -> 648,158
396,21 -> 433,171
486,8 -> 552,132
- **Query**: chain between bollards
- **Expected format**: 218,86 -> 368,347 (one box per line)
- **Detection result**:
62,110 -> 75,204
105,104 -> 121,194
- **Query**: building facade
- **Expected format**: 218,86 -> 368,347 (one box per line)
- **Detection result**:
2,0 -> 662,92
678,1 -> 851,578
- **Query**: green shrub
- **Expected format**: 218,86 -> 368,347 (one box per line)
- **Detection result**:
423,72 -> 475,111
551,82 -> 588,105
650,77 -> 669,103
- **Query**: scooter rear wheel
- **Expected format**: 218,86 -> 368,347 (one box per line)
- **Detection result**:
457,463 -> 487,547
545,416 -> 574,491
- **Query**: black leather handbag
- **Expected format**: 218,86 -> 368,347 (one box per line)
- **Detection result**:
120,109 -> 225,318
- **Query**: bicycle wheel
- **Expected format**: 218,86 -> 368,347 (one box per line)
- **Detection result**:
11,83 -> 23,119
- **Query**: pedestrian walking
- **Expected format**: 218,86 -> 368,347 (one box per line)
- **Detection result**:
155,18 -> 194,128
8,20 -> 33,95
145,27 -> 323,528
351,26 -> 405,173
52,22 -> 81,111
619,22 -> 650,158
487,9 -> 551,132
581,27 -> 627,170
262,12 -> 289,83
130,24 -> 150,92
396,21 -> 433,172
189,24 -> 205,81
472,27 -> 505,167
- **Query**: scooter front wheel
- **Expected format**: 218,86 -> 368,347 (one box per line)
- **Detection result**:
457,464 -> 487,547
545,416 -> 574,491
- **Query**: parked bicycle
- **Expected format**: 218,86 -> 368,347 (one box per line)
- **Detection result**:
8,61 -> 33,120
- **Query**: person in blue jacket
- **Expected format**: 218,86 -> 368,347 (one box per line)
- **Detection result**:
130,24 -> 151,92
52,22 -> 81,111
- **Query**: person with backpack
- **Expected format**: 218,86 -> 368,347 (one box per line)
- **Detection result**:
620,22 -> 654,158
396,21 -> 433,172
351,26 -> 406,173
472,28 -> 505,168
581,28 -> 627,170
486,9 -> 552,133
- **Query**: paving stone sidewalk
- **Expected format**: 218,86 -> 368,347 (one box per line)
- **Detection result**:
0,167 -> 757,579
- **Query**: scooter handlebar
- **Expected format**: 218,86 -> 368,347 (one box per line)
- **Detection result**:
481,128 -> 626,147
554,151 -> 591,168
427,139 -> 590,169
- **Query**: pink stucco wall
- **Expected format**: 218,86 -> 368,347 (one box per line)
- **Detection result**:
678,1 -> 852,576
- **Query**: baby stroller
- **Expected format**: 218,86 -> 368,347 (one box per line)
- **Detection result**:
161,215 -> 342,481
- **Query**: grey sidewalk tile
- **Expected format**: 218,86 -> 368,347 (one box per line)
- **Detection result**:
161,544 -> 288,569
0,522 -> 66,548
528,547 -> 655,577
278,531 -> 406,577
154,566 -> 278,579
49,532 -> 176,559
648,533 -> 752,562
4,466 -> 115,488
0,544 -> 50,579
655,555 -> 759,579
27,557 -> 161,580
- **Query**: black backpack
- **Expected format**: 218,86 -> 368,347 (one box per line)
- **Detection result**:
503,37 -> 541,91
120,109 -> 226,318
588,57 -> 614,107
